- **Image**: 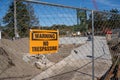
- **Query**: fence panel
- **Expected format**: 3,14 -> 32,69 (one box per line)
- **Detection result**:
23,1 -> 94,80
0,0 -> 120,80
93,11 -> 120,80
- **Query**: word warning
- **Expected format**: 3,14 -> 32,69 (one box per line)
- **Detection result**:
30,29 -> 59,54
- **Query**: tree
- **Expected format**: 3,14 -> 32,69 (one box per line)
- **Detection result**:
109,8 -> 120,29
75,9 -> 88,33
3,1 -> 39,38
110,8 -> 119,13
49,24 -> 73,36
88,8 -> 120,35
3,2 -> 14,38
27,3 -> 39,27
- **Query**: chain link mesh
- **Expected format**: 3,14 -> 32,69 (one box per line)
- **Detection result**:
0,0 -> 120,80
94,11 -> 120,80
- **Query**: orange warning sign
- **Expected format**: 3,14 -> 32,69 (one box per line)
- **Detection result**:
30,29 -> 59,54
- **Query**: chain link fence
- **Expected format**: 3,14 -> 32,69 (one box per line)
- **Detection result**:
93,11 -> 120,80
0,0 -> 120,80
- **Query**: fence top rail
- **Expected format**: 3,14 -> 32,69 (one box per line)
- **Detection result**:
22,0 -> 120,15
22,0 -> 91,11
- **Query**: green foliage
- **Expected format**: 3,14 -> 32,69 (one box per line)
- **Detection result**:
73,24 -> 88,32
48,24 -> 73,35
3,1 -> 38,38
17,1 -> 30,37
110,8 -> 119,13
76,9 -> 88,32
3,2 -> 14,38
88,8 -> 120,35
27,3 -> 39,27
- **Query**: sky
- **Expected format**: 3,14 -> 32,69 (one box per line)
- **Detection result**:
0,0 -> 120,26
39,0 -> 120,10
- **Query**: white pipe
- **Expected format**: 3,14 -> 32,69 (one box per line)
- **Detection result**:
0,30 -> 1,39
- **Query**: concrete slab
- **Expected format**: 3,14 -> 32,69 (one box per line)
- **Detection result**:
59,37 -> 87,44
32,36 -> 112,80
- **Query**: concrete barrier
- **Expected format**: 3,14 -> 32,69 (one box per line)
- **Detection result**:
32,36 -> 112,80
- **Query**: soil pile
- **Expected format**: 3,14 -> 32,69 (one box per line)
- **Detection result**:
0,39 -> 40,80
0,38 -> 78,80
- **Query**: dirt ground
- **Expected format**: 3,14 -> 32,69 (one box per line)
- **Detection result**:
0,38 -> 81,80
0,39 -> 41,80
47,44 -> 82,63
0,38 -> 112,80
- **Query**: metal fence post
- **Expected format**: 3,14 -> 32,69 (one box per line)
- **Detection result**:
14,0 -> 20,38
92,10 -> 95,80
14,0 -> 17,38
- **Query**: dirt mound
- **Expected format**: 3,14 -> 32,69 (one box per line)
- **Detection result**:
0,38 -> 82,80
0,47 -> 15,75
0,39 -> 40,80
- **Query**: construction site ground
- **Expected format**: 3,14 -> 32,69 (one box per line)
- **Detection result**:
0,37 -> 112,80
0,38 -> 41,80
0,38 -> 82,80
